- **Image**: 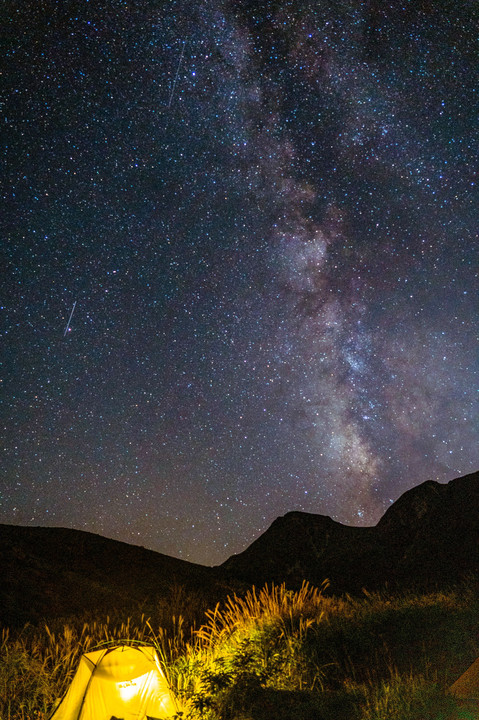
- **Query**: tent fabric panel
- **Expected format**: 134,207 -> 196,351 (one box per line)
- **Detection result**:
49,654 -> 98,720
450,658 -> 479,699
80,670 -> 178,720
93,646 -> 157,681
142,669 -> 180,717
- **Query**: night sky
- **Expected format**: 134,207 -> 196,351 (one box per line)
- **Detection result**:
3,0 -> 478,566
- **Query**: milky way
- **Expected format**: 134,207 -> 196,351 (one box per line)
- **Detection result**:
3,0 -> 478,564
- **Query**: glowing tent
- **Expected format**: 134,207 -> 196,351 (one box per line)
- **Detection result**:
49,645 -> 179,720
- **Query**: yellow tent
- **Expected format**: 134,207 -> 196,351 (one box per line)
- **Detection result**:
49,645 -> 179,720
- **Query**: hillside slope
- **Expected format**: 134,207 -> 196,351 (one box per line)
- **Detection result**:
0,524 -> 226,626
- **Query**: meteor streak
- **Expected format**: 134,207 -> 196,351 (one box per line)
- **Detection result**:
63,301 -> 77,336
167,39 -> 187,108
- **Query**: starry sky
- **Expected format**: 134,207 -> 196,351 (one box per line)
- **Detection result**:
3,0 -> 478,566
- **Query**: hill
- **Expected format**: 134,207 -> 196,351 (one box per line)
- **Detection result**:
0,524 -> 229,626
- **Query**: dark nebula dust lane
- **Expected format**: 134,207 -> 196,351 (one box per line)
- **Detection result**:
2,0 -> 478,565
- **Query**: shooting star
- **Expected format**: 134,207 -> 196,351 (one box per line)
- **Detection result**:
63,301 -> 77,337
167,39 -> 187,109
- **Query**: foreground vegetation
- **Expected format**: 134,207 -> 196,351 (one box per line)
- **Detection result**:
2,580 -> 479,720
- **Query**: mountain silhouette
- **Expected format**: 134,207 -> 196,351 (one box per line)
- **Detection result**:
221,471 -> 479,591
1,471 -> 478,625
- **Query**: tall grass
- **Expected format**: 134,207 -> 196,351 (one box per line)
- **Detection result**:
196,580 -> 326,646
361,671 -> 461,720
1,581 -> 478,720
